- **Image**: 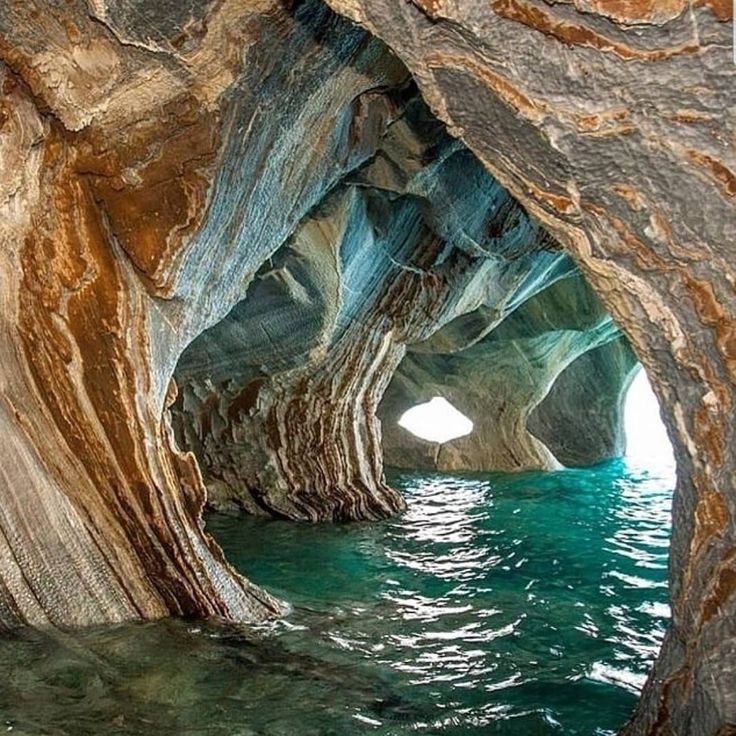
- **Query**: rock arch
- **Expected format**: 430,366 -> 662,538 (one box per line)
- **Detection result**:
528,336 -> 639,467
0,0 -> 733,732
321,2 -> 736,732
170,92 -> 566,520
379,270 -> 625,472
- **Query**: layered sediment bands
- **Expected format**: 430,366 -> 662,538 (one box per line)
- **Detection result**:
2,0 -> 735,729
171,99 -> 564,520
380,272 -> 623,472
528,337 -> 639,467
324,0 -> 736,731
0,0 -> 409,627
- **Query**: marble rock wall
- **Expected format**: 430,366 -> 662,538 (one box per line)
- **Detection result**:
380,272 -> 625,472
2,0 -> 736,731
170,95 -> 577,520
323,1 -> 736,732
0,0 -> 408,627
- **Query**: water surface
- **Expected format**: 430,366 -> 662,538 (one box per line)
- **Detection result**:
0,460 -> 672,735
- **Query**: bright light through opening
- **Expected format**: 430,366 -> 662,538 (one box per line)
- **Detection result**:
624,368 -> 675,475
398,397 -> 474,444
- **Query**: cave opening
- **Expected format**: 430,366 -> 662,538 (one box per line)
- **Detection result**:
623,368 -> 676,476
7,0 -> 732,732
397,396 -> 474,444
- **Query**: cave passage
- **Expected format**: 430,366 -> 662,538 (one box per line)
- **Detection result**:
166,231 -> 675,735
0,0 -> 732,733
155,10 -> 677,730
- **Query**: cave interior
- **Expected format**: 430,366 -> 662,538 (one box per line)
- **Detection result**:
0,0 -> 734,733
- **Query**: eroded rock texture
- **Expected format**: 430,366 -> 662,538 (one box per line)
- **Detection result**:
323,1 -> 736,733
528,336 -> 639,467
0,0 -> 734,733
0,0 -> 412,627
380,271 -> 624,472
170,96 -> 570,520
0,0 -> 586,624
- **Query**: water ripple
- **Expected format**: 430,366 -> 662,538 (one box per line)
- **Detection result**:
0,459 -> 673,736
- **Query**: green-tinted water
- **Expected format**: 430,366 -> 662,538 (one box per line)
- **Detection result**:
0,460 -> 672,735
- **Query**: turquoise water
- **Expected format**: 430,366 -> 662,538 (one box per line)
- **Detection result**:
0,460 -> 672,735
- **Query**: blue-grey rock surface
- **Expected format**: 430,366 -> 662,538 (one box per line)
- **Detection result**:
170,94 -> 604,519
0,0 -> 734,733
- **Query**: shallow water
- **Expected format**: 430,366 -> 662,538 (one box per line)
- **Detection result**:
0,459 -> 672,735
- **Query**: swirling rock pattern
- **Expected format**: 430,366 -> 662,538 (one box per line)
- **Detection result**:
0,0 -> 409,627
0,0 -> 734,732
322,0 -> 736,732
170,95 -> 572,520
0,0 -> 575,622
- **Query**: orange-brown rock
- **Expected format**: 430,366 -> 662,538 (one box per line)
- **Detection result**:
0,0 -> 408,626
0,0 -> 735,732
323,0 -> 736,732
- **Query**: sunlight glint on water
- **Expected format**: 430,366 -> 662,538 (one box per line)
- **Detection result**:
0,373 -> 674,735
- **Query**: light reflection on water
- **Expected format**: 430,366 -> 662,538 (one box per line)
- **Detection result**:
0,460 -> 672,735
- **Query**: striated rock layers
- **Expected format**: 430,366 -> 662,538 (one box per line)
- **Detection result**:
0,0 -> 734,732
0,0 -> 417,628
170,95 -> 580,520
0,0 -> 602,625
322,1 -> 736,733
528,336 -> 639,467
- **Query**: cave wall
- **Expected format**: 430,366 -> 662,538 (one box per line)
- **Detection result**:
528,336 -> 639,467
380,271 -> 623,472
323,1 -> 736,732
1,0 -> 735,732
0,0 -> 413,627
170,99 -> 567,520
0,0 -> 589,623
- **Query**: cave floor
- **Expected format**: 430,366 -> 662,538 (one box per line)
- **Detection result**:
0,462 -> 672,735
